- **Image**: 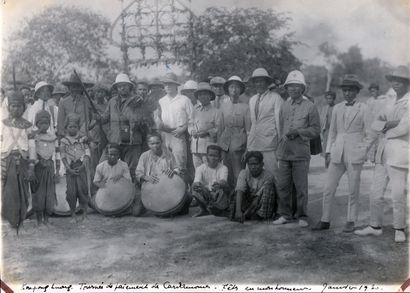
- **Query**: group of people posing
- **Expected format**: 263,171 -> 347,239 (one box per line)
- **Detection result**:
1,65 -> 409,244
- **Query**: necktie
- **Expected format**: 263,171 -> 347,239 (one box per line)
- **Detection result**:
345,101 -> 355,106
255,93 -> 261,119
42,100 -> 46,110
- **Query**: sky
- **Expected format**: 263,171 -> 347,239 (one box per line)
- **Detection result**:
1,0 -> 409,77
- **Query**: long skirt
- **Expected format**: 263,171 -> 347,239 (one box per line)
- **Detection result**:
31,158 -> 56,215
1,152 -> 30,229
66,160 -> 89,211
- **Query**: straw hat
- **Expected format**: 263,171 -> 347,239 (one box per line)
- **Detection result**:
194,82 -> 216,101
34,81 -> 54,97
52,83 -> 68,96
284,70 -> 307,88
161,72 -> 181,85
250,68 -> 273,84
111,73 -> 134,90
181,80 -> 198,94
210,76 -> 226,85
223,76 -> 245,95
339,74 -> 363,90
385,66 -> 410,82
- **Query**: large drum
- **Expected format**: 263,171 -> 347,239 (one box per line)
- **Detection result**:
93,178 -> 136,216
141,174 -> 187,216
54,175 -> 79,216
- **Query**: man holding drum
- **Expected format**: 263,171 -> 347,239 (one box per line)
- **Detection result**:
136,132 -> 191,216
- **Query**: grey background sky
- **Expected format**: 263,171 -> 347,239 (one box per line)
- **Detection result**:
1,0 -> 409,75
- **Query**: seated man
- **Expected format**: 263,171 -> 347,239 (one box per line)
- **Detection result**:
231,151 -> 275,223
135,132 -> 190,215
93,143 -> 132,189
192,144 -> 229,217
93,143 -> 143,216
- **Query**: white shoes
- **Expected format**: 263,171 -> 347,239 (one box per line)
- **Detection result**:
298,219 -> 309,227
354,226 -> 382,236
272,216 -> 288,225
395,230 -> 406,243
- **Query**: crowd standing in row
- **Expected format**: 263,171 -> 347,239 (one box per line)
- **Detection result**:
1,65 -> 408,244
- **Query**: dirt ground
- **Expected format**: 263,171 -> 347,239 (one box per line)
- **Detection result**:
1,155 -> 408,286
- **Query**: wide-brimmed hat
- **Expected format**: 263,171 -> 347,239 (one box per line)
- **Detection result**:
62,72 -> 94,88
161,72 -> 181,85
34,81 -> 54,97
284,70 -> 306,87
194,82 -> 216,101
149,78 -> 165,89
112,73 -> 134,90
52,83 -> 68,96
339,74 -> 363,90
181,80 -> 198,93
223,76 -> 245,95
250,68 -> 273,84
210,76 -> 226,86
385,66 -> 410,82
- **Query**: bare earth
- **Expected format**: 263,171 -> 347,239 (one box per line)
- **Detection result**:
1,156 -> 408,286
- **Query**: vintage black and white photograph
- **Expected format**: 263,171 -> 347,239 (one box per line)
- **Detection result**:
1,0 -> 409,291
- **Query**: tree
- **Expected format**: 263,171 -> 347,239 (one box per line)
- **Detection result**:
187,7 -> 301,81
319,43 -> 393,94
2,6 -> 119,84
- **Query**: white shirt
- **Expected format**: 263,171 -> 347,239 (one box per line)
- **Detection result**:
158,94 -> 193,129
194,162 -> 228,190
27,99 -> 58,135
1,120 -> 31,158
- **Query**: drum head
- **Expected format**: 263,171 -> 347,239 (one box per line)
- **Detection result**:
94,178 -> 136,216
141,174 -> 186,216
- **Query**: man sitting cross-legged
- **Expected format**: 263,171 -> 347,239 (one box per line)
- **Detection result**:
191,144 -> 229,217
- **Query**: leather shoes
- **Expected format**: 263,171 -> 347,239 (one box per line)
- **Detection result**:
311,221 -> 330,231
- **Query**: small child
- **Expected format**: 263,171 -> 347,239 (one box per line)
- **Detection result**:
1,91 -> 35,231
191,144 -> 229,217
29,110 -> 60,226
60,113 -> 91,223
231,151 -> 275,223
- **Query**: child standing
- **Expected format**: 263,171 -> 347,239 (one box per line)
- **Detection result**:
29,110 -> 60,226
60,113 -> 91,223
1,91 -> 35,231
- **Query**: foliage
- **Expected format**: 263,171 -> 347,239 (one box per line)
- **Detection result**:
316,43 -> 393,101
2,6 -> 118,84
187,7 -> 301,81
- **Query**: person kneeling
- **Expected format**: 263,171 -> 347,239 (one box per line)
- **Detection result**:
231,151 -> 275,223
192,144 -> 229,217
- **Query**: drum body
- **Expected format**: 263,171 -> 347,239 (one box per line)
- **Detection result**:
141,174 -> 187,216
54,175 -> 77,216
93,178 -> 136,216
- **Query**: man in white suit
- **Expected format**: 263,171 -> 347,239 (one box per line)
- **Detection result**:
247,68 -> 283,180
312,74 -> 375,232
355,66 -> 410,242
